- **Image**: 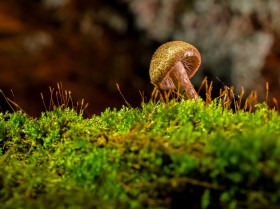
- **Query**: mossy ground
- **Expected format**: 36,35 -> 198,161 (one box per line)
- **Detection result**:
1,97 -> 280,209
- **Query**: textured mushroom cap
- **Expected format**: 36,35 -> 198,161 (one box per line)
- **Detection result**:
149,41 -> 201,87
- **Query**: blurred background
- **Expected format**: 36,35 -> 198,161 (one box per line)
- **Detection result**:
0,0 -> 280,116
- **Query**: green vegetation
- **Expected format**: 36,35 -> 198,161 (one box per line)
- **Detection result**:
1,98 -> 280,209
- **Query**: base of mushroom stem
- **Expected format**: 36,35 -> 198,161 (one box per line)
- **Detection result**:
181,90 -> 199,100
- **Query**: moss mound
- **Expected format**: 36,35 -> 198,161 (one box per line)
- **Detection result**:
1,99 -> 280,209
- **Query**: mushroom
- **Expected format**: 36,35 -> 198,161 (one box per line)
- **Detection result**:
149,41 -> 201,99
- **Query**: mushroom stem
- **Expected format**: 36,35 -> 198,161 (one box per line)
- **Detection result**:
169,61 -> 199,99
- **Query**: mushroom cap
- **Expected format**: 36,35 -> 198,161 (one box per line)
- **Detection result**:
149,41 -> 201,87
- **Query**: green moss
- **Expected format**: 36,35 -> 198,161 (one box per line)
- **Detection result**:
1,99 -> 280,208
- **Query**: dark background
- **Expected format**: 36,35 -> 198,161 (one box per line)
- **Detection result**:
1,0 -> 280,116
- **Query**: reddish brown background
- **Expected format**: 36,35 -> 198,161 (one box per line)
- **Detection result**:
0,1 -> 155,117
0,0 -> 280,116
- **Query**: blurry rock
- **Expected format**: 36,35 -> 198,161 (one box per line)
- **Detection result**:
124,0 -> 280,104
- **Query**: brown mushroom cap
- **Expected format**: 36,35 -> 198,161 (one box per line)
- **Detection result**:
149,41 -> 201,87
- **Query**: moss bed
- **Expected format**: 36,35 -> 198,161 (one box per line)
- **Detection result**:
1,99 -> 280,209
